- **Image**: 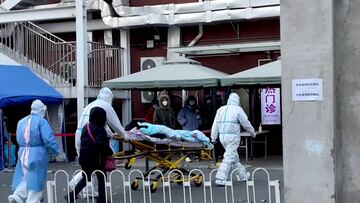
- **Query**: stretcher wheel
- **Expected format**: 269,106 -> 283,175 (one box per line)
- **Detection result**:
193,176 -> 203,187
150,182 -> 158,193
125,162 -> 132,170
131,180 -> 139,191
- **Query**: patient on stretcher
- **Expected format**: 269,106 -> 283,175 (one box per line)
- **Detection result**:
123,122 -> 213,149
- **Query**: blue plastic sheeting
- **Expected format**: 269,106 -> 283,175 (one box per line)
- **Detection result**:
0,65 -> 63,108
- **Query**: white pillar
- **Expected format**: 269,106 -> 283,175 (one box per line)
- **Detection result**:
167,26 -> 181,59
167,26 -> 187,105
104,30 -> 113,45
76,0 -> 87,121
104,30 -> 113,57
120,29 -> 131,125
281,0 -> 335,202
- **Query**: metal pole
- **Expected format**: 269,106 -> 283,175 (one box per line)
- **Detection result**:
7,133 -> 11,170
76,0 -> 87,121
120,29 -> 131,151
211,88 -> 218,162
61,102 -> 68,161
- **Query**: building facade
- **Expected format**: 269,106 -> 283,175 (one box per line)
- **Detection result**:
0,0 -> 281,153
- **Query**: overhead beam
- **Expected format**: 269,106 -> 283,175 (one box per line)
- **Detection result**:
0,4 -> 76,23
37,19 -> 112,33
169,41 -> 281,56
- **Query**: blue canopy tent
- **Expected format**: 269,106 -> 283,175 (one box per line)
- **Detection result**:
0,65 -> 63,170
0,109 -> 3,170
0,65 -> 63,108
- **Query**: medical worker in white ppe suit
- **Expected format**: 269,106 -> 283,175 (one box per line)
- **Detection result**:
72,87 -> 126,197
8,100 -> 60,203
211,93 -> 256,186
75,87 -> 126,155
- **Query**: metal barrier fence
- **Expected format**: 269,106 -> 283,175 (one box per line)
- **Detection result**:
47,167 -> 281,203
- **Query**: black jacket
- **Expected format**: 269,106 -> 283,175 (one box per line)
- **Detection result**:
79,107 -> 112,169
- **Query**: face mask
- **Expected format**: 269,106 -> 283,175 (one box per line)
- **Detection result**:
162,100 -> 168,106
189,101 -> 195,106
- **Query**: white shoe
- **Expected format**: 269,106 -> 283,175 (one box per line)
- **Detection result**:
185,157 -> 192,163
8,195 -> 23,203
215,179 -> 226,186
236,172 -> 251,182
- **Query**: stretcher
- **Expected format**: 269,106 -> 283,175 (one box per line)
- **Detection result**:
113,131 -> 213,193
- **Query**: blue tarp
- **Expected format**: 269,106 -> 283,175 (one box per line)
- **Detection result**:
0,65 -> 63,108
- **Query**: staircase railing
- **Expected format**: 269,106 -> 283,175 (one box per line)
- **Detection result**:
0,22 -> 76,86
87,41 -> 123,87
0,21 -> 123,87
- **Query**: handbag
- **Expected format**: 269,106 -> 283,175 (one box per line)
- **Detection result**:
86,124 -> 116,172
104,156 -> 116,172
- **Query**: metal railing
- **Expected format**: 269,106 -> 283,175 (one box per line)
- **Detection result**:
87,41 -> 123,87
47,168 -> 281,203
0,22 -> 76,86
0,22 -> 123,87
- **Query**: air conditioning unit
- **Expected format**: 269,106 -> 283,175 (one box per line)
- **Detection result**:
140,57 -> 165,103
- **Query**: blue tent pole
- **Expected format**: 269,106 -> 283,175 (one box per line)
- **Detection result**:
0,109 -> 4,170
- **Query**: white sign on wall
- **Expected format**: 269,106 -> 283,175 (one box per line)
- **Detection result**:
261,87 -> 281,125
292,79 -> 323,101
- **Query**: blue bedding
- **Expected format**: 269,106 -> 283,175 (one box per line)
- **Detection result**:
137,122 -> 213,148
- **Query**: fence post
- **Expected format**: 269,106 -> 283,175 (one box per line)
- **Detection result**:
46,181 -> 54,203
272,180 -> 281,203
188,169 -> 206,203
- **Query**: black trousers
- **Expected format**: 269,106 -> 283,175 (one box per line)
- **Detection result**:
74,167 -> 106,202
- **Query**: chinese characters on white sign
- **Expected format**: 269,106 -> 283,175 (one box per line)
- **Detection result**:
261,87 -> 281,125
292,79 -> 323,101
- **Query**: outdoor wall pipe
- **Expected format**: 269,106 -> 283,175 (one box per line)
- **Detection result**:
188,25 -> 203,47
110,0 -> 279,17
188,0 -> 204,47
89,0 -> 280,28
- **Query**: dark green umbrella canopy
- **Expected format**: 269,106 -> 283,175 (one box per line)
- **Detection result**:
221,60 -> 281,86
103,57 -> 228,90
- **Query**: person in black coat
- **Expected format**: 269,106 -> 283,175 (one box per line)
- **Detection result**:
66,107 -> 112,203
153,91 -> 176,129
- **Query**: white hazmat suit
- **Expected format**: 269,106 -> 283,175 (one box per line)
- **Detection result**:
211,93 -> 255,186
75,87 -> 126,155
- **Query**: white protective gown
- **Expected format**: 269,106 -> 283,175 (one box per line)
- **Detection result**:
211,93 -> 255,185
8,100 -> 60,203
75,87 -> 126,155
